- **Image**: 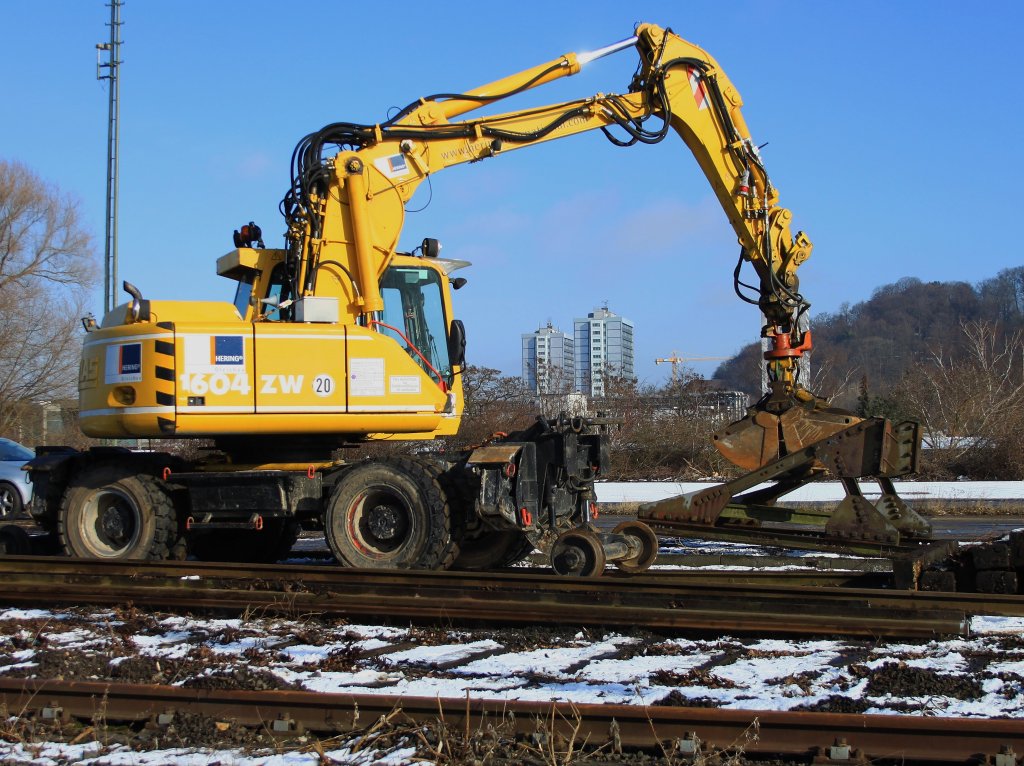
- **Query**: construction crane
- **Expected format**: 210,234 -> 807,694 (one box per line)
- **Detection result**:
655,351 -> 730,385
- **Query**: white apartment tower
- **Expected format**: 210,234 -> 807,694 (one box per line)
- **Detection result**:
521,322 -> 575,394
574,307 -> 634,397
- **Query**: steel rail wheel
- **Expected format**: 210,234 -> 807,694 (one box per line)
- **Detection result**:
551,527 -> 606,577
0,524 -> 32,555
325,458 -> 456,570
188,519 -> 301,563
611,520 -> 659,573
58,466 -> 180,560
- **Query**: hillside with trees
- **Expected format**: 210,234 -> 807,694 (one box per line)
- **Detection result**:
715,267 -> 1024,479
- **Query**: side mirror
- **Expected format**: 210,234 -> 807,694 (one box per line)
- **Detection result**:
448,319 -> 467,368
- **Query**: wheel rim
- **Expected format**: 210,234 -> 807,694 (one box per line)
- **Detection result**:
79,488 -> 142,557
550,530 -> 606,577
0,488 -> 13,517
346,487 -> 413,560
612,521 -> 659,573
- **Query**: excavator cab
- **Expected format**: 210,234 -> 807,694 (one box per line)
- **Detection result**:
377,262 -> 459,389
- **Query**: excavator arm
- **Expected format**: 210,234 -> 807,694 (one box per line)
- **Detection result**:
279,24 -> 859,470
286,27 -> 808,330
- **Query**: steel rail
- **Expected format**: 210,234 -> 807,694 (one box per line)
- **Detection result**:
0,578 -> 965,638
0,555 -> 1019,617
0,678 -> 1019,763
0,556 -> 988,638
0,553 -> 894,587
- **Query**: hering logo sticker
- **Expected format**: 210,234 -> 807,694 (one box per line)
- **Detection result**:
210,336 -> 244,365
118,343 -> 142,376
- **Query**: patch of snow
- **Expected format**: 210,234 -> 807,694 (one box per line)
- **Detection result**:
597,480 -> 1024,503
971,615 -> 1024,635
0,740 -> 418,765
383,639 -> 503,666
453,638 -> 630,678
0,609 -> 56,621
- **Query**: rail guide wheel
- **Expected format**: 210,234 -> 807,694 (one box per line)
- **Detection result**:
611,520 -> 659,573
0,525 -> 32,555
550,528 -> 606,577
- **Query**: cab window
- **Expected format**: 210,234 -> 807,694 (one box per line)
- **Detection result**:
379,266 -> 452,386
262,263 -> 294,322
232,274 -> 255,318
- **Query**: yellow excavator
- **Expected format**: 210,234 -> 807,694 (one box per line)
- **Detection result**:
28,24 -> 929,574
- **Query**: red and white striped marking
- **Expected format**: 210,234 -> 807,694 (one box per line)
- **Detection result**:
686,65 -> 709,110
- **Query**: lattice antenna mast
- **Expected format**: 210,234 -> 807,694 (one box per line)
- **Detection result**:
97,0 -> 123,314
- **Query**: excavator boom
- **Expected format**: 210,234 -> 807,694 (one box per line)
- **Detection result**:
280,24 -> 823,469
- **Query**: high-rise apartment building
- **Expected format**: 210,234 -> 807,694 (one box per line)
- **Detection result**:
521,322 -> 575,394
574,307 -> 634,397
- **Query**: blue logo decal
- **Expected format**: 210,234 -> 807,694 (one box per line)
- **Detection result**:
387,155 -> 408,174
118,344 -> 142,375
212,336 -> 244,365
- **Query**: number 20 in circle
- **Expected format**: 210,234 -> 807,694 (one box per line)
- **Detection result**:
313,374 -> 335,397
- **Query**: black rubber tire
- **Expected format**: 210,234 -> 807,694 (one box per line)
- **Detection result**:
325,458 -> 456,570
0,525 -> 32,555
0,482 -> 23,519
434,462 -> 475,547
58,466 -> 180,560
452,527 -> 534,570
189,519 -> 301,563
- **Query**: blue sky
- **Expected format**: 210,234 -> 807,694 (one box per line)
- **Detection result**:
3,1 -> 1021,384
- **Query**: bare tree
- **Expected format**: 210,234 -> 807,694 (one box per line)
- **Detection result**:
808,354 -> 860,408
452,365 -> 536,447
901,320 -> 1024,478
597,370 -> 735,480
0,160 -> 97,438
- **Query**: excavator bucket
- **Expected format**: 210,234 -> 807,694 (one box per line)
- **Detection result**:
712,402 -> 861,470
711,411 -> 780,472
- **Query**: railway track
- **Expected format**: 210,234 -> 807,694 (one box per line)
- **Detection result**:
1,555 -> 1023,638
1,677 -> 1019,764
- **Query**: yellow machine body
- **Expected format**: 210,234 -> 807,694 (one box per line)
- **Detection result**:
79,253 -> 462,442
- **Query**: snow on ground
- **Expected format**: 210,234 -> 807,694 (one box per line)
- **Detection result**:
0,740 -> 418,766
0,602 -> 1019,719
596,480 -> 1024,504
0,525 -> 1022,763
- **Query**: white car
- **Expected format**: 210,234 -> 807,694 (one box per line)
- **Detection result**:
0,438 -> 34,518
